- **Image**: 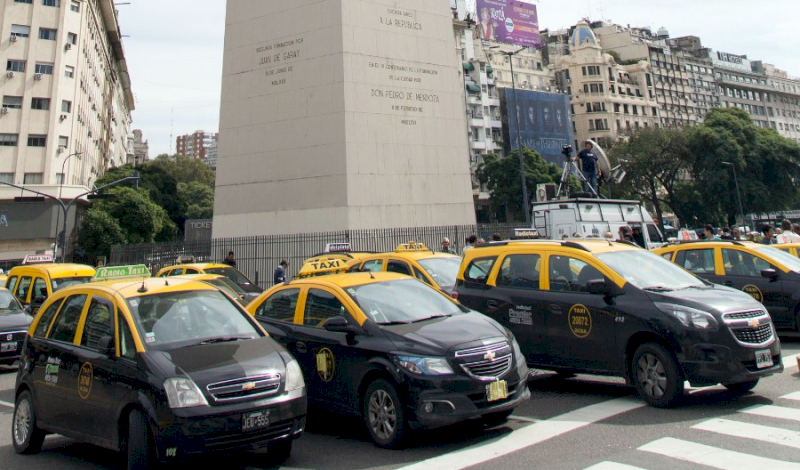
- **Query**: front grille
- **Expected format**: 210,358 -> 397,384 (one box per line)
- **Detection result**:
461,354 -> 512,380
204,422 -> 293,451
207,374 -> 281,403
724,310 -> 765,320
455,341 -> 507,358
732,324 -> 773,345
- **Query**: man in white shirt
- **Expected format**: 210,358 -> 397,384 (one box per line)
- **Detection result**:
777,219 -> 800,243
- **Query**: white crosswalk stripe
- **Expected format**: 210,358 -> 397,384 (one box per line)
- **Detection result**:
583,462 -> 648,470
639,437 -> 800,470
741,404 -> 800,422
693,418 -> 800,450
781,391 -> 800,401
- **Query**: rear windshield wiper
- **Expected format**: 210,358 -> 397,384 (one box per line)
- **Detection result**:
199,335 -> 253,345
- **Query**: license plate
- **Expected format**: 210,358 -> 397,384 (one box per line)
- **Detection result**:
486,380 -> 508,402
0,342 -> 16,353
242,409 -> 271,432
755,349 -> 773,369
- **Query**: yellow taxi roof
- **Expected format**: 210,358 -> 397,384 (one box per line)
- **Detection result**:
473,239 -> 640,254
162,262 -> 229,270
287,271 -> 411,288
168,273 -> 226,281
9,263 -> 96,278
775,243 -> 800,248
83,277 -> 218,298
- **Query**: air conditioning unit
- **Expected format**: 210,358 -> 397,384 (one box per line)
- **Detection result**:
65,43 -> 72,50
6,71 -> 14,78
34,73 -> 42,80
0,107 -> 8,115
10,35 -> 18,42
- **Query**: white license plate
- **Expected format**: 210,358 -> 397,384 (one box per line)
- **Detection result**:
0,342 -> 16,353
242,409 -> 270,432
486,380 -> 508,402
755,349 -> 773,369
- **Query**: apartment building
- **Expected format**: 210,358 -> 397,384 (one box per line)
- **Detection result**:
0,0 -> 134,260
176,130 -> 217,160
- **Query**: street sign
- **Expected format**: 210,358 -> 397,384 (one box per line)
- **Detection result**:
93,265 -> 151,281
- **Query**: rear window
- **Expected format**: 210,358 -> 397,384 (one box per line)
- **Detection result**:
51,276 -> 92,292
204,267 -> 253,285
464,257 -> 496,285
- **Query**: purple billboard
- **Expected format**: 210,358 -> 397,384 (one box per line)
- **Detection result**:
475,0 -> 541,48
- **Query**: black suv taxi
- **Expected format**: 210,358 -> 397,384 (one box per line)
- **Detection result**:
455,240 -> 783,407
12,266 -> 306,469
247,271 -> 530,448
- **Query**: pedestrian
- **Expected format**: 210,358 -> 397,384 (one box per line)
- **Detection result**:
731,227 -> 742,241
273,260 -> 288,284
720,227 -> 734,240
462,235 -> 477,255
574,141 -> 599,197
491,232 -> 503,241
793,224 -> 800,237
778,219 -> 800,243
223,251 -> 236,267
440,238 -> 456,254
703,225 -> 720,241
617,225 -> 639,246
761,225 -> 775,245
477,237 -> 485,245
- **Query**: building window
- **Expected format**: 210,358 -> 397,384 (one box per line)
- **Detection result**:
34,63 -> 54,75
23,173 -> 43,184
2,96 -> 23,109
11,25 -> 31,38
64,65 -> 74,78
15,0 -> 33,3
70,0 -> 79,11
31,98 -> 50,110
56,173 -> 65,184
58,136 -> 68,148
27,135 -> 47,147
0,134 -> 19,147
67,32 -> 77,44
6,60 -> 26,72
61,100 -> 72,112
38,28 -> 57,40
0,173 -> 13,183
42,0 -> 60,6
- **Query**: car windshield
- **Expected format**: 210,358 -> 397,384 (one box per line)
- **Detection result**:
204,267 -> 253,285
126,290 -> 261,350
596,250 -> 705,291
345,278 -> 461,325
51,276 -> 92,291
417,257 -> 461,289
204,278 -> 243,298
753,246 -> 800,272
0,290 -> 22,314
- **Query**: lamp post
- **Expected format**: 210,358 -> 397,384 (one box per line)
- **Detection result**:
722,161 -> 746,229
53,152 -> 83,258
491,46 -> 530,224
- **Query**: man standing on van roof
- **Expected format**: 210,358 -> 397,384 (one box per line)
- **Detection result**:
574,141 -> 599,197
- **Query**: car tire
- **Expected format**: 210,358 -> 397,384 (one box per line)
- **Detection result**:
125,409 -> 155,470
481,409 -> 514,428
632,343 -> 684,408
363,378 -> 407,449
266,439 -> 293,465
12,390 -> 45,454
723,379 -> 759,394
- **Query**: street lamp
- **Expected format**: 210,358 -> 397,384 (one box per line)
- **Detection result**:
53,152 -> 83,258
491,46 -> 530,224
722,161 -> 746,229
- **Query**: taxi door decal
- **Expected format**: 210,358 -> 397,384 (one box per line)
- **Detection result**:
568,304 -> 592,338
78,362 -> 93,399
316,348 -> 335,382
742,284 -> 764,304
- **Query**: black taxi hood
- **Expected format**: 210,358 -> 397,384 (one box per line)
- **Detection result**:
379,311 -> 507,357
644,285 -> 765,315
0,311 -> 32,331
147,337 -> 286,388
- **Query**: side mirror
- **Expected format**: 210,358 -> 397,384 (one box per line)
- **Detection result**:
586,279 -> 624,297
761,269 -> 778,280
97,335 -> 115,357
323,316 -> 360,334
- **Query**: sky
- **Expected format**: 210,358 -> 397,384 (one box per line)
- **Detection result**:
117,0 -> 800,156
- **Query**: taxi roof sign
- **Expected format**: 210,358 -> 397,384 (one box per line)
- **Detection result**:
395,241 -> 431,252
510,228 -> 540,240
93,265 -> 151,281
296,258 -> 349,278
22,254 -> 55,265
324,243 -> 351,253
177,255 -> 196,264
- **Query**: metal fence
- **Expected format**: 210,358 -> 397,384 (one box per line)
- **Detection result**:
110,223 -> 520,289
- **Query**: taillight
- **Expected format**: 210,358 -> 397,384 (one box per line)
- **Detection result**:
450,291 -> 459,300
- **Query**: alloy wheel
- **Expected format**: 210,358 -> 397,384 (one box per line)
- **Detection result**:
637,352 -> 667,399
13,398 -> 31,446
368,389 -> 397,440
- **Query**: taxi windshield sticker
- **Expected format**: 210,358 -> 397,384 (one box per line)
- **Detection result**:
742,285 -> 764,303
568,304 -> 592,338
78,362 -> 93,399
316,348 -> 335,382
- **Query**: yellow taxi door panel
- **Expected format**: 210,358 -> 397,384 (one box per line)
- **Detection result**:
720,248 -> 792,327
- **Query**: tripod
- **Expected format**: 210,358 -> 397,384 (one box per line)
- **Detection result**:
557,155 -> 600,199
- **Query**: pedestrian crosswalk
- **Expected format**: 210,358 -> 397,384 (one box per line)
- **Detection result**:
582,393 -> 800,470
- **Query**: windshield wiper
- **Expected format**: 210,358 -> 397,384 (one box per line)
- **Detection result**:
199,335 -> 253,345
411,314 -> 453,323
376,320 -> 412,325
642,286 -> 675,292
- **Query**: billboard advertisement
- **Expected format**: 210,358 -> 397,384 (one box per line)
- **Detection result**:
475,0 -> 541,48
503,89 -> 574,166
0,203 -> 57,241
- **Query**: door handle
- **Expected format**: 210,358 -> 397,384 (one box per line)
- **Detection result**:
296,341 -> 308,353
549,304 -> 563,314
723,281 -> 734,287
486,300 -> 499,309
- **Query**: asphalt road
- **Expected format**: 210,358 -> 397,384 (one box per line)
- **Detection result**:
2,337 -> 800,470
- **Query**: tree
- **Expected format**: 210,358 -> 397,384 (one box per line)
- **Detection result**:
76,208 -> 127,260
477,148 -> 578,222
91,187 -> 175,244
179,181 -> 215,220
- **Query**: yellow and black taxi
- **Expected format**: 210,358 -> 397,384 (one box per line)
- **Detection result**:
12,265 -> 306,468
168,273 -> 259,306
156,257 -> 262,294
774,242 -> 800,259
5,255 -> 95,311
0,288 -> 31,366
344,242 -> 463,296
455,239 -> 783,407
656,240 -> 800,332
246,271 -> 530,448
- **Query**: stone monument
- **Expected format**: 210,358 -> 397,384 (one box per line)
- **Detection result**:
213,0 -> 476,237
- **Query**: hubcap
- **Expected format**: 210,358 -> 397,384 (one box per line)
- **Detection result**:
636,353 -> 667,399
13,398 -> 31,446
368,389 -> 397,440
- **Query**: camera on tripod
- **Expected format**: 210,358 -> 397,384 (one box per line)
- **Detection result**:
561,144 -> 573,158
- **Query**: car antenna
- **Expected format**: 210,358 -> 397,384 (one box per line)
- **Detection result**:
164,279 -> 169,287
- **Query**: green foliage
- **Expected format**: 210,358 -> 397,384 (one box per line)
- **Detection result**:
76,208 -> 127,258
477,148 -> 579,222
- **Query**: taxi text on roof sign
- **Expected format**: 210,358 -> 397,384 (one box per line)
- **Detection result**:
22,254 -> 55,265
395,241 -> 430,252
93,265 -> 151,281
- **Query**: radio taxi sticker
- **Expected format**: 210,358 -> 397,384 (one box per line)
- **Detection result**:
316,348 -> 335,382
78,362 -> 93,399
44,356 -> 61,385
742,285 -> 763,303
509,305 -> 533,325
568,304 -> 592,338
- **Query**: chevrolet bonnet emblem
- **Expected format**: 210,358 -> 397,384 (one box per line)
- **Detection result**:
748,319 -> 760,329
242,382 -> 256,391
484,351 -> 496,361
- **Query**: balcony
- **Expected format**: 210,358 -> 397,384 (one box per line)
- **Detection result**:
489,118 -> 502,128
467,95 -> 482,105
470,141 -> 487,150
470,116 -> 485,127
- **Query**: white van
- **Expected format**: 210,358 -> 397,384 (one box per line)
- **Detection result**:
531,198 -> 665,249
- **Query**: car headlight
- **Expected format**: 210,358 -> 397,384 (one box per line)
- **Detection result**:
655,303 -> 719,331
396,356 -> 454,375
164,377 -> 209,409
285,359 -> 305,392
